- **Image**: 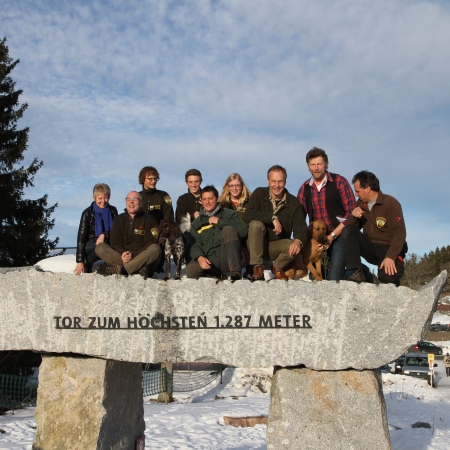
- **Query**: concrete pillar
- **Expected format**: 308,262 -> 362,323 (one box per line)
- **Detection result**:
267,367 -> 391,450
33,355 -> 145,450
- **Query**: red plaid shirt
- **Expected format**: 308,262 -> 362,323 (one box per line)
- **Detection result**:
297,172 -> 356,231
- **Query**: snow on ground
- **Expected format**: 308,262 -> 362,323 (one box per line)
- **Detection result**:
1,255 -> 450,449
2,364 -> 450,450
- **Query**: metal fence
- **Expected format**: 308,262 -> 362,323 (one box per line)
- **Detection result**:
1,366 -> 223,410
0,374 -> 38,410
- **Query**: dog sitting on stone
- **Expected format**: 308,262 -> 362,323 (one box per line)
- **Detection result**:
284,220 -> 330,281
157,219 -> 186,280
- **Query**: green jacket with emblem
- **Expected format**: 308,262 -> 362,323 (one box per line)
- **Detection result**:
110,210 -> 159,257
190,206 -> 248,260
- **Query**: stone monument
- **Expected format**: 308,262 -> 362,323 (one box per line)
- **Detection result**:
0,268 -> 446,449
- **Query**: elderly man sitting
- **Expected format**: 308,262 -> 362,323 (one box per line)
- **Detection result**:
95,191 -> 161,278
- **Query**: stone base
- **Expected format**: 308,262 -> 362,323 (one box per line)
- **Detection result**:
33,355 -> 145,450
267,367 -> 391,450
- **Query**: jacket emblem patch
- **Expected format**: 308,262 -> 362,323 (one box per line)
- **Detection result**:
164,196 -> 172,205
151,228 -> 159,238
376,217 -> 386,228
134,229 -> 145,235
149,205 -> 161,210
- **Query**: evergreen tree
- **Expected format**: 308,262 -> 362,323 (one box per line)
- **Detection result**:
0,38 -> 59,266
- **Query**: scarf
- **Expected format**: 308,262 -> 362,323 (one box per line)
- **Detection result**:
203,203 -> 222,218
93,202 -> 113,237
270,192 -> 287,216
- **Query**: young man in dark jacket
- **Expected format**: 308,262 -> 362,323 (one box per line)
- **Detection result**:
185,185 -> 247,280
175,168 -> 203,224
95,191 -> 161,278
342,171 -> 407,286
244,165 -> 308,281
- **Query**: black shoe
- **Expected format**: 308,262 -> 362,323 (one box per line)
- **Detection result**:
230,271 -> 242,281
96,264 -> 123,276
145,264 -> 155,280
347,268 -> 366,283
243,265 -> 252,280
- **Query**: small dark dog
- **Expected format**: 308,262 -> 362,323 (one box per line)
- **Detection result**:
157,220 -> 186,280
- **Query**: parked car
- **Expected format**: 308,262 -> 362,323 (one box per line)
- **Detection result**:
430,323 -> 450,332
402,353 -> 437,382
388,356 -> 405,374
407,341 -> 443,355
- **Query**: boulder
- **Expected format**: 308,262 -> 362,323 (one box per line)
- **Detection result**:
33,355 -> 144,450
0,269 -> 446,369
267,367 -> 391,450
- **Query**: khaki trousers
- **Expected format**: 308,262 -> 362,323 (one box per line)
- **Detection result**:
96,243 -> 161,275
247,220 -> 294,271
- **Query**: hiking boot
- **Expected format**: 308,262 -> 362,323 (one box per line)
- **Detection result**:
271,264 -> 288,281
346,268 -> 366,283
251,265 -> 265,282
230,271 -> 242,281
96,264 -> 123,276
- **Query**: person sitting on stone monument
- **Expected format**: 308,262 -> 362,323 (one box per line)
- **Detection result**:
175,168 -> 203,224
175,168 -> 203,264
244,165 -> 308,281
219,173 -> 252,276
342,170 -> 407,286
139,166 -> 174,224
185,185 -> 248,280
219,173 -> 252,219
95,191 -> 161,278
74,183 -> 118,274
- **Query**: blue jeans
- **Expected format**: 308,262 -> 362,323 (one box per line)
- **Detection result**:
326,236 -> 345,281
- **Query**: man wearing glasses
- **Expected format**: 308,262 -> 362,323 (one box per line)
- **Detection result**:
95,192 -> 161,278
138,166 -> 174,224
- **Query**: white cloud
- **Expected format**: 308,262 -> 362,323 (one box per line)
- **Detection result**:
1,0 -> 450,251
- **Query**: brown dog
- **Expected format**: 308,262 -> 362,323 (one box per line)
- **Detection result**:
284,220 -> 330,281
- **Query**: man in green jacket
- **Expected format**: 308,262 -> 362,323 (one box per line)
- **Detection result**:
244,165 -> 308,281
186,185 -> 248,280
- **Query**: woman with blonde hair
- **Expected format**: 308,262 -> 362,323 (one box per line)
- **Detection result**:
220,173 -> 252,277
219,173 -> 251,219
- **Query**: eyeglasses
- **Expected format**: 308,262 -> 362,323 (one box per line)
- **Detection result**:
228,184 -> 242,189
125,197 -> 140,202
146,177 -> 159,182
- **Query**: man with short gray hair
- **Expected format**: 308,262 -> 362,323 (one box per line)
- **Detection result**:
244,165 -> 308,281
95,191 -> 161,278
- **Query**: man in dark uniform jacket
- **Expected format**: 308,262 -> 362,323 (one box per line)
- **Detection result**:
342,170 -> 407,286
244,165 -> 308,281
95,191 -> 161,277
139,166 -> 174,224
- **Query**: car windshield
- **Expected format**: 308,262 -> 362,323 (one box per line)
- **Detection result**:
405,357 -> 428,367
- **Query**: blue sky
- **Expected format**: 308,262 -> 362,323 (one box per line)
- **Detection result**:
2,0 -> 450,257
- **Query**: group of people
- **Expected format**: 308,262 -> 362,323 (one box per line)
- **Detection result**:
74,148 -> 407,286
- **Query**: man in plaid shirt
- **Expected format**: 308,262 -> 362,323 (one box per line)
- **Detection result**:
297,147 -> 356,280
